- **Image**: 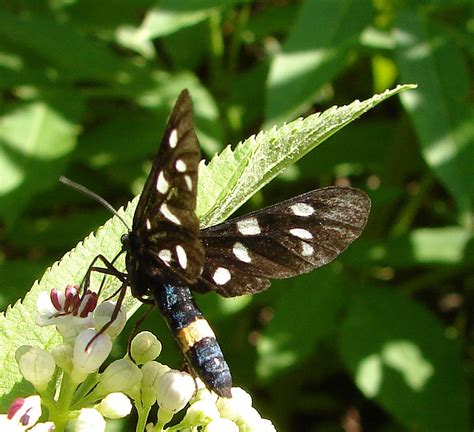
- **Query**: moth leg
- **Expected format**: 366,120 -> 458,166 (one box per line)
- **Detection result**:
181,358 -> 200,396
86,279 -> 128,351
95,250 -> 126,296
101,283 -> 130,302
82,252 -> 126,293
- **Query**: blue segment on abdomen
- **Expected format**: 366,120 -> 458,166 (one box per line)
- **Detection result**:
154,283 -> 203,332
152,282 -> 233,397
187,337 -> 232,398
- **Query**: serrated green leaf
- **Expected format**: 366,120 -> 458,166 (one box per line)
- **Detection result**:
198,84 -> 415,227
339,285 -> 469,432
0,85 -> 413,404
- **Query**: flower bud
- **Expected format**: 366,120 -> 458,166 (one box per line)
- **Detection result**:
72,329 -> 112,380
17,348 -> 55,389
51,343 -> 74,372
15,345 -> 32,363
216,387 -> 252,422
130,331 -> 162,364
74,408 -> 105,432
96,392 -> 132,419
155,370 -> 195,413
142,361 -> 170,384
258,419 -> 277,432
182,399 -> 220,425
96,359 -> 142,395
204,418 -> 239,432
190,378 -> 218,405
55,319 -> 84,344
236,407 -> 262,432
140,361 -> 170,407
93,301 -> 126,339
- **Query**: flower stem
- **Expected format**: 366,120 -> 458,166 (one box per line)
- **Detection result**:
51,373 -> 79,431
136,404 -> 152,432
154,408 -> 174,431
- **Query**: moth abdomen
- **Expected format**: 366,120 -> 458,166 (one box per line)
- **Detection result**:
186,335 -> 232,398
155,283 -> 233,397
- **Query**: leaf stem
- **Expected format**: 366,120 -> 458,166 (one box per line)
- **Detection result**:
390,173 -> 434,236
208,11 -> 224,91
398,264 -> 471,296
228,4 -> 250,74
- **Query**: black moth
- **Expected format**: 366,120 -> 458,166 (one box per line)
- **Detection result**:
73,90 -> 370,398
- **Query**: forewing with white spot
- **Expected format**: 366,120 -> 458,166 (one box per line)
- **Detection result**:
195,187 -> 370,297
128,90 -> 204,286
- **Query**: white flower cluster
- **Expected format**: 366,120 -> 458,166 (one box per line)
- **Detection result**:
7,285 -> 276,432
170,385 -> 277,432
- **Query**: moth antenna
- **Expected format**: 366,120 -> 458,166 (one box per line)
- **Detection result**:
59,176 -> 130,231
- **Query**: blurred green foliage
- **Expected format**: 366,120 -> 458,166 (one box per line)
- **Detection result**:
0,1 -> 472,431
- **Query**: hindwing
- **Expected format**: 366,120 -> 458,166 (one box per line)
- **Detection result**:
195,187 -> 370,297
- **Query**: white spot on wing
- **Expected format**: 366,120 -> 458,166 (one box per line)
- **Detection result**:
232,242 -> 251,263
146,219 -> 152,230
175,159 -> 187,172
213,267 -> 231,285
158,249 -> 172,265
156,171 -> 169,194
290,228 -> 313,239
290,203 -> 315,217
160,203 -> 181,225
176,245 -> 187,269
184,175 -> 192,191
237,218 -> 261,235
301,242 -> 314,256
169,129 -> 178,148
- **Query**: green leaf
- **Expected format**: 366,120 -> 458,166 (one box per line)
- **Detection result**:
116,0 -> 229,56
0,40 -> 53,89
245,3 -> 299,41
0,93 -> 83,224
256,267 -> 345,380
339,285 -> 469,431
137,0 -> 227,37
134,72 -> 224,156
0,85 -> 412,404
0,11 -> 121,81
198,84 -> 415,227
265,0 -> 373,125
394,12 -> 474,225
76,72 -> 223,166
